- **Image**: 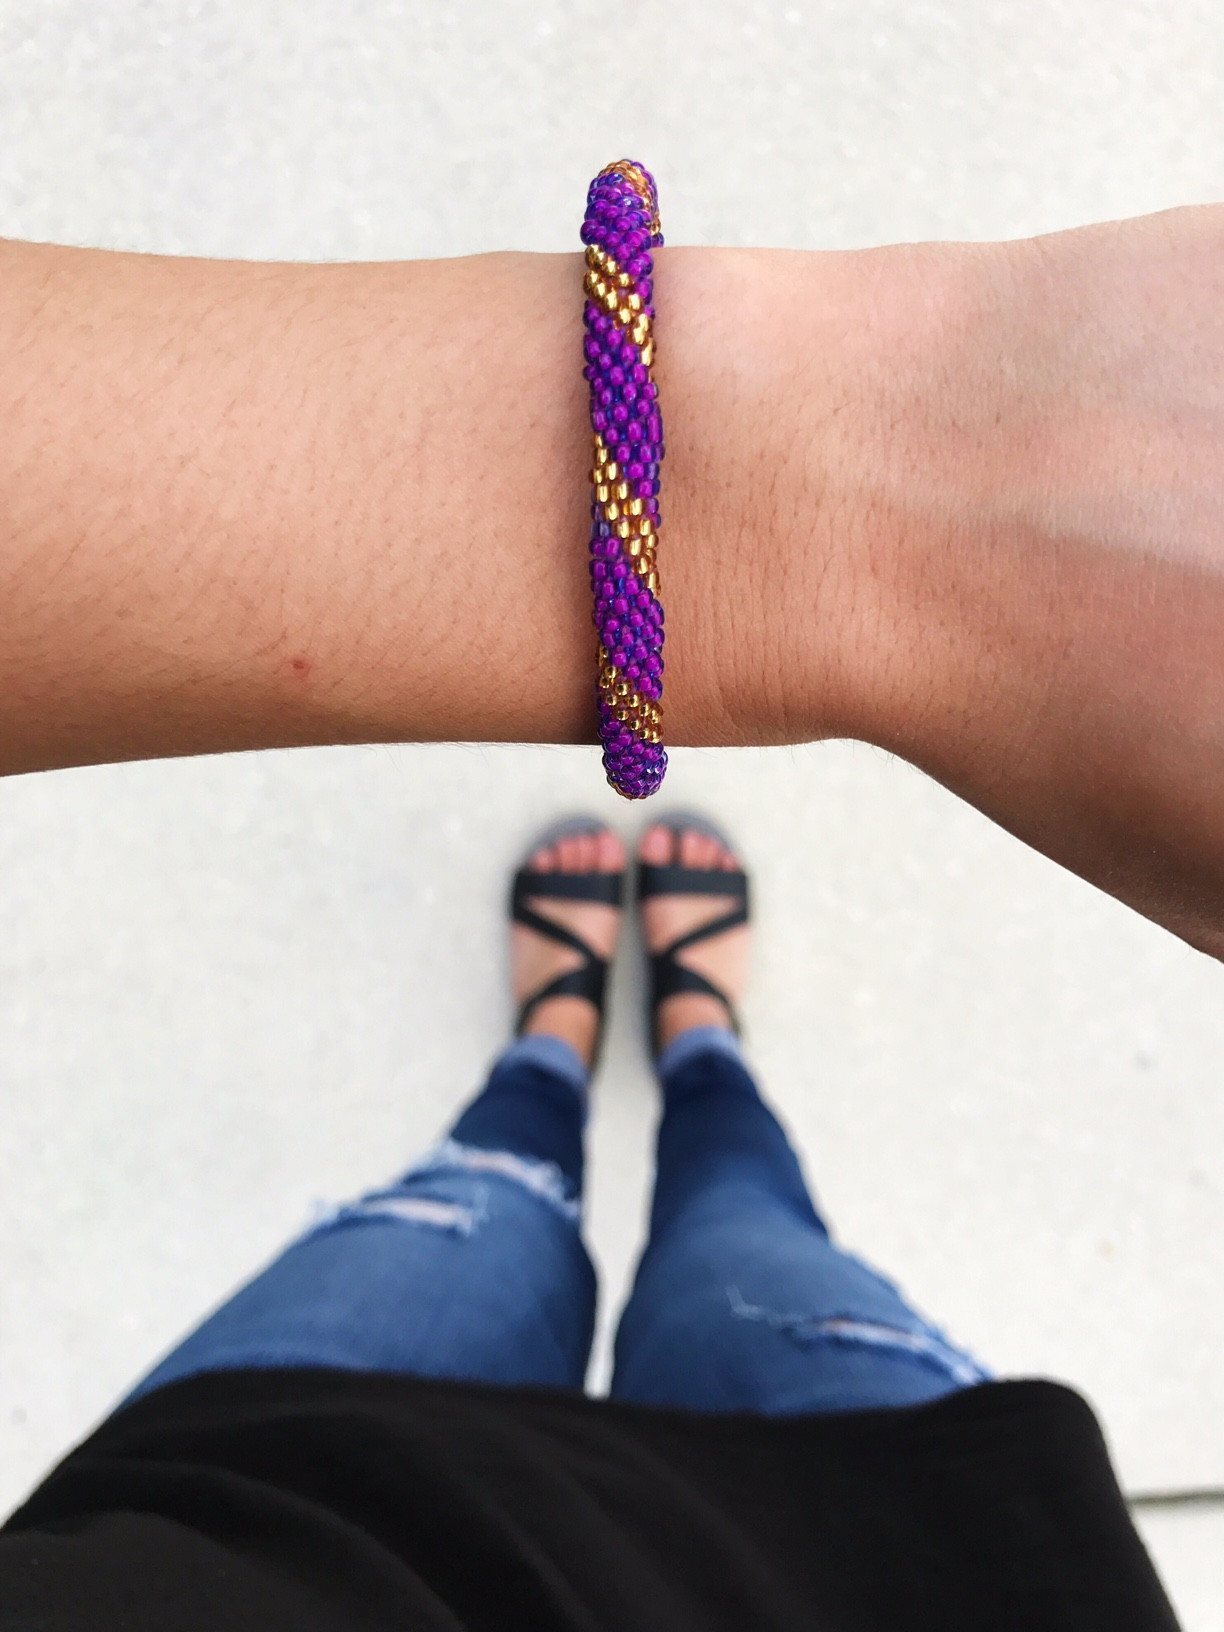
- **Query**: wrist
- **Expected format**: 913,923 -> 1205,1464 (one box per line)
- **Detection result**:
656,241 -> 960,755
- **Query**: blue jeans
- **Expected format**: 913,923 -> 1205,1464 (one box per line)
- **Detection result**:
129,1029 -> 988,1413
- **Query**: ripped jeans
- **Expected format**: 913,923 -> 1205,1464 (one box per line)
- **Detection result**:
128,1028 -> 988,1414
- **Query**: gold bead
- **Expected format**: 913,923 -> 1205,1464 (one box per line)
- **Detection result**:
616,517 -> 631,538
641,339 -> 654,367
627,292 -> 642,312
615,481 -> 629,501
627,535 -> 642,557
595,484 -> 609,504
605,461 -> 619,481
639,516 -> 653,536
618,270 -> 631,288
627,497 -> 643,517
605,501 -> 619,521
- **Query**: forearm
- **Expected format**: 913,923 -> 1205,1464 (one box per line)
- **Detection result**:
3,221 -> 1222,956
0,238 -> 873,774
0,242 -> 600,771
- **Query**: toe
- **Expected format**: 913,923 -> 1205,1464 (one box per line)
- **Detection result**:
596,827 -> 626,872
639,823 -> 672,864
679,828 -> 706,868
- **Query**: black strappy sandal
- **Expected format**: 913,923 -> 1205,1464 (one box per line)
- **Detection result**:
637,811 -> 750,1054
510,815 -> 625,1069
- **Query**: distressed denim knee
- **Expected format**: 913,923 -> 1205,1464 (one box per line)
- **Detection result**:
725,1285 -> 990,1392
126,1135 -> 594,1403
303,1137 -> 582,1246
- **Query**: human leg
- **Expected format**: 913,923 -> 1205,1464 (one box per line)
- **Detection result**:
611,1028 -> 988,1413
126,818 -> 625,1403
611,817 -> 987,1414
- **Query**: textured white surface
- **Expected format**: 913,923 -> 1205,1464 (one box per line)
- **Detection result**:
0,1 -> 1222,1625
1136,1511 -> 1224,1632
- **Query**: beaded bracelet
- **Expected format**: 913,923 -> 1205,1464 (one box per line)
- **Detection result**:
581,160 -> 667,799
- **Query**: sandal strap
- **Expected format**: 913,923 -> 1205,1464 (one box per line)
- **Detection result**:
637,821 -> 750,1051
649,902 -> 747,1037
515,959 -> 609,1036
658,902 -> 749,962
513,868 -> 623,910
509,864 -> 622,1049
637,861 -> 747,900
648,956 -> 738,1028
511,899 -> 601,965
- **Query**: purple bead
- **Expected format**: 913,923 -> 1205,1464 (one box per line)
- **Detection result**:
582,161 -> 666,799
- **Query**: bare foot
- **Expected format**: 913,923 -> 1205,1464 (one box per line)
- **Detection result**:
638,822 -> 749,1053
512,824 -> 626,1069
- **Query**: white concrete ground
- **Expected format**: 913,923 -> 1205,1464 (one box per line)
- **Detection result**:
1,3 -> 1222,1624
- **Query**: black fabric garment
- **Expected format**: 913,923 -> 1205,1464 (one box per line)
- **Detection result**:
0,1369 -> 1177,1632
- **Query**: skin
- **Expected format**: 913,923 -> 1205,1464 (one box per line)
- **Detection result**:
1,208 -> 1222,975
514,823 -> 748,1066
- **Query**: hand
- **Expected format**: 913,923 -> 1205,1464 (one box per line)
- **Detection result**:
732,208 -> 1224,957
